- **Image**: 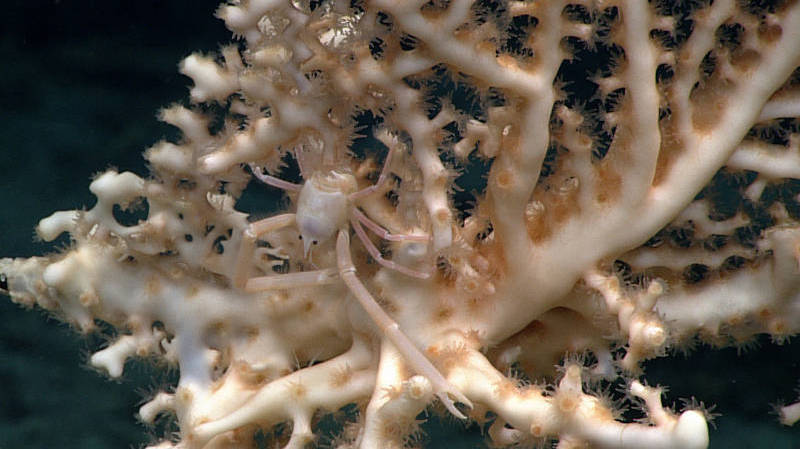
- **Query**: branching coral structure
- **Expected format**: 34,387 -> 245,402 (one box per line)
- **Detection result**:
3,0 -> 800,447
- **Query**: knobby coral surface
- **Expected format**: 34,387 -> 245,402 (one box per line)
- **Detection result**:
3,0 -> 800,448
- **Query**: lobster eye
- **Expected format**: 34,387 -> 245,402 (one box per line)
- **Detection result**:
312,240 -> 318,245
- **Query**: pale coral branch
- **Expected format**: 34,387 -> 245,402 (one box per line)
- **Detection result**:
759,90 -> 800,122
727,139 -> 800,179
638,4 -> 800,248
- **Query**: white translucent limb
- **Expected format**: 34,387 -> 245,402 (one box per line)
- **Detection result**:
349,143 -> 396,201
233,213 -> 296,289
248,163 -> 302,191
350,217 -> 430,279
351,207 -> 429,242
245,268 -> 339,292
335,230 -> 471,418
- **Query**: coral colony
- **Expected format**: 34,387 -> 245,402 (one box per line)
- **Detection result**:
3,0 -> 800,447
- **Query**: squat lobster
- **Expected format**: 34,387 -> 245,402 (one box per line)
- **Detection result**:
232,143 -> 472,418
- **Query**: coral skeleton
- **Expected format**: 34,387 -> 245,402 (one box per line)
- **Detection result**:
3,0 -> 800,447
